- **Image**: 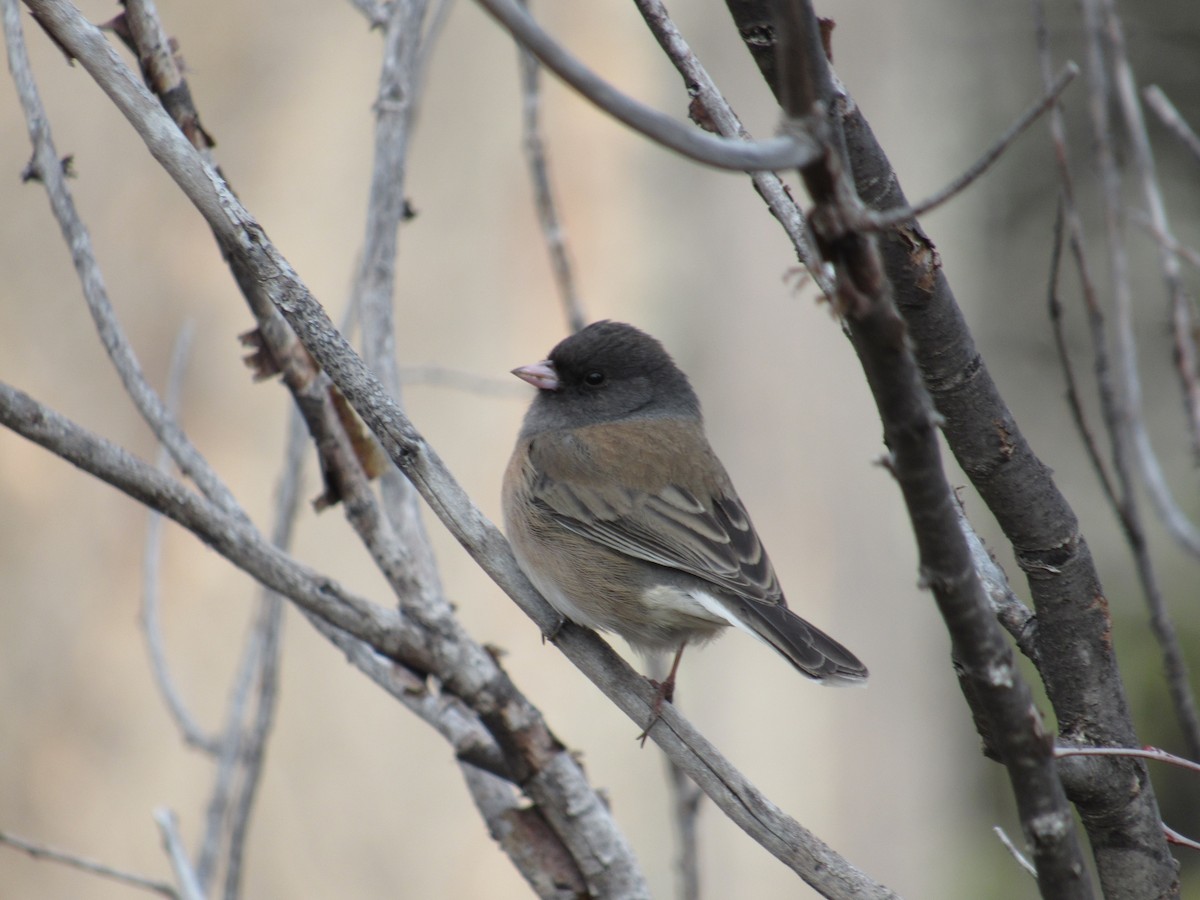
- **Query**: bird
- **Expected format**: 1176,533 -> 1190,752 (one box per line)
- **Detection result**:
502,320 -> 867,740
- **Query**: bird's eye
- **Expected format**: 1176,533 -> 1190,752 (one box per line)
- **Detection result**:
584,370 -> 606,387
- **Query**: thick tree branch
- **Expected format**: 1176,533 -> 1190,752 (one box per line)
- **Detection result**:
724,1 -> 1179,894
771,1 -> 1091,896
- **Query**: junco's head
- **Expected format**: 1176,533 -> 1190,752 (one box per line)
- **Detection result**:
513,320 -> 701,436
503,321 -> 866,741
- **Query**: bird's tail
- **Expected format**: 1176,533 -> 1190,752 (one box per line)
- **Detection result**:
730,597 -> 868,685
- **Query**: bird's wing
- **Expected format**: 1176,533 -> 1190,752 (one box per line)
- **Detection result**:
527,434 -> 783,606
523,423 -> 868,684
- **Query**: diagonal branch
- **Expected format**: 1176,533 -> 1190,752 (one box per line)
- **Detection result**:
771,1 -> 1092,896
724,0 -> 1179,893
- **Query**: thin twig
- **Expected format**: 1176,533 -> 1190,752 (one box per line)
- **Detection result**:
194,583 -> 283,893
220,583 -> 287,900
154,810 -> 204,900
351,0 -> 447,610
1033,0 -> 1129,531
216,409 -> 302,900
631,0 -> 829,295
1133,213 -> 1200,273
1164,825 -> 1200,852
1088,0 -> 1200,560
1055,743 -> 1200,774
1042,0 -> 1200,780
415,0 -> 455,82
0,829 -> 178,898
1080,0 -> 1200,757
956,503 -> 1038,665
1044,199 -> 1120,512
992,826 -> 1038,879
861,63 -> 1079,230
516,0 -> 586,332
142,323 -> 223,755
1104,12 -> 1200,470
1143,85 -> 1200,168
3,0 -> 243,521
471,0 -> 824,172
665,745 -> 703,900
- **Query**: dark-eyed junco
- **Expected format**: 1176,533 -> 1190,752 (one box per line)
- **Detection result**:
503,321 -> 867,738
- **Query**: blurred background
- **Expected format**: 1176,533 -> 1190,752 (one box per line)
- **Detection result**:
2,0 -> 1199,897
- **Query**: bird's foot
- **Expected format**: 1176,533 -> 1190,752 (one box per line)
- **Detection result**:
541,613 -> 567,644
636,676 -> 676,747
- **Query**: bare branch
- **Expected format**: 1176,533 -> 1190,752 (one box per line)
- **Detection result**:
351,0 -> 449,621
1077,0 -> 1200,757
771,0 -> 1092,895
154,810 -> 204,900
861,63 -> 1079,230
645,655 -> 704,900
141,323 -> 224,755
1055,744 -> 1200,775
3,0 -> 242,520
1044,199 -> 1120,513
1143,84 -> 1200,168
1099,7 -> 1200,480
0,379 -> 405,651
1103,10 -> 1200,471
957,503 -> 1038,665
631,0 -> 829,294
218,411 -> 302,900
0,829 -> 178,898
993,826 -> 1038,880
471,0 -> 823,172
516,1 -> 586,332
460,765 -> 589,896
1085,0 -> 1200,560
1164,825 -> 1200,853
1134,213 -> 1200,273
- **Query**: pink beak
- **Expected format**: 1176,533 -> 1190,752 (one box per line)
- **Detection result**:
511,360 -> 560,391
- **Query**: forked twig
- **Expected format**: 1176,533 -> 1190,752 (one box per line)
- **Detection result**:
861,63 -> 1079,230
